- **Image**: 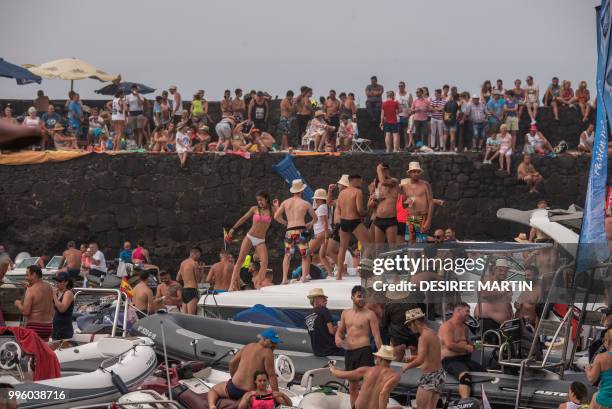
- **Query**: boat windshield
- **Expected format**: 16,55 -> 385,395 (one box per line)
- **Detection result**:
45,255 -> 63,270
14,257 -> 39,269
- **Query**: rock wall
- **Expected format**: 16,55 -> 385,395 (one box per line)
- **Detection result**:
0,152 -> 604,273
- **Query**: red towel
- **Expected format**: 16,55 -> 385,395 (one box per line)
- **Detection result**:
0,326 -> 60,381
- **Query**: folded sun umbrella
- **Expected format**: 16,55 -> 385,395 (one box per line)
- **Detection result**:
95,81 -> 155,95
23,57 -> 119,91
0,57 -> 42,84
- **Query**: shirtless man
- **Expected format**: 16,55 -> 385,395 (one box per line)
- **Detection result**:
295,86 -> 313,138
517,154 -> 543,193
274,179 -> 317,284
15,265 -> 54,341
476,258 -> 513,337
337,175 -> 370,280
329,345 -> 401,409
176,246 -> 202,315
132,268 -> 155,318
335,285 -> 383,407
155,270 -> 182,312
439,302 -> 485,399
206,250 -> 234,291
231,89 -> 246,121
514,264 -> 541,325
60,241 -> 82,279
279,90 -> 296,149
325,90 -> 341,130
369,164 -> 400,245
401,162 -> 433,243
325,175 -> 350,270
402,308 -> 445,409
208,329 -> 281,409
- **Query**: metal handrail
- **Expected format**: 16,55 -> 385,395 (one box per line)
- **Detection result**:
73,287 -> 129,337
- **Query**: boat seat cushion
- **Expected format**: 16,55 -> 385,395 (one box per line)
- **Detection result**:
59,357 -> 104,373
98,337 -> 137,357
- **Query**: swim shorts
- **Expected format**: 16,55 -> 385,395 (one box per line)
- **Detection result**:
406,215 -> 428,243
441,354 -> 484,381
373,217 -> 398,233
284,227 -> 309,256
340,218 -> 361,233
344,345 -> 374,371
26,322 -> 53,342
181,287 -> 198,304
418,369 -> 446,393
226,379 -> 248,400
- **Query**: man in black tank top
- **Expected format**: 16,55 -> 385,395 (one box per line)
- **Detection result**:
249,91 -> 269,132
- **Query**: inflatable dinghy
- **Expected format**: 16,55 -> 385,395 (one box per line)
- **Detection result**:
1,336 -> 156,408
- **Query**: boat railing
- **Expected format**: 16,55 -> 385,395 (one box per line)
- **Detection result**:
73,287 -> 129,337
199,284 -> 223,319
70,400 -> 182,409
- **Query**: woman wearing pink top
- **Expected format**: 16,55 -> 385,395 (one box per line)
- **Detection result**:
497,124 -> 513,175
237,371 -> 292,409
228,191 -> 278,291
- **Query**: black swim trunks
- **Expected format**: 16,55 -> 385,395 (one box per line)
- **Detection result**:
340,218 -> 361,233
441,354 -> 484,380
344,345 -> 374,371
225,379 -> 248,400
181,287 -> 198,304
373,217 -> 398,232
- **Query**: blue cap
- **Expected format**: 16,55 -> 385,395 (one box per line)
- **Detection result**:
259,328 -> 282,344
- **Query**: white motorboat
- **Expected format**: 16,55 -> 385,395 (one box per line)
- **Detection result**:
1,335 -> 157,409
5,255 -> 64,282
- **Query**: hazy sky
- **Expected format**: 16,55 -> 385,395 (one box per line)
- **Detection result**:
0,0 -> 600,103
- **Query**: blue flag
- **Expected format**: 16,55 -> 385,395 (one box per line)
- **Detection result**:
576,0 -> 611,272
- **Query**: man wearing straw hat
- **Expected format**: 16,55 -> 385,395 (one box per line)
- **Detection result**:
329,345 -> 401,409
305,288 -> 342,357
402,308 -> 445,409
274,179 -> 318,284
401,162 -> 433,243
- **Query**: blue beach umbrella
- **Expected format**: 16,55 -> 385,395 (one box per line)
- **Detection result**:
95,82 -> 156,95
0,58 -> 42,84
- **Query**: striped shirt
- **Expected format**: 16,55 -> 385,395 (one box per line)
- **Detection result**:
431,98 -> 446,120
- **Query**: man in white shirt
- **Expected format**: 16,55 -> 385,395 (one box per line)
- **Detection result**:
88,242 -> 107,277
126,85 -> 146,148
397,82 -> 412,149
168,85 -> 182,125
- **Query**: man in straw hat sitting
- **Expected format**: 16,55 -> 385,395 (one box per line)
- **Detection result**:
402,308 -> 446,409
329,345 -> 402,409
51,123 -> 79,151
401,162 -> 433,243
274,179 -> 318,284
305,110 -> 336,151
335,285 -> 382,407
305,288 -> 343,357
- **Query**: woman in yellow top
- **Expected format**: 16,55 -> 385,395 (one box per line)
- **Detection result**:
190,92 -> 208,127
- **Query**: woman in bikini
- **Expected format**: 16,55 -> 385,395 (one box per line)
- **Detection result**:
236,370 -> 292,409
228,192 -> 278,291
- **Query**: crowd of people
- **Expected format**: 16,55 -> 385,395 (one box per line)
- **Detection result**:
0,75 -> 596,163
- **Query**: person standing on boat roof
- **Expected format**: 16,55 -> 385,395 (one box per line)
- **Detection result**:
329,345 -> 401,409
305,288 -> 343,357
208,329 -> 281,409
335,285 -> 382,408
51,271 -> 74,346
228,191 -> 279,291
274,179 -> 318,285
15,265 -> 54,341
176,246 -> 202,315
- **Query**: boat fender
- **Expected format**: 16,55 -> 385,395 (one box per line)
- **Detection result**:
110,370 -> 129,395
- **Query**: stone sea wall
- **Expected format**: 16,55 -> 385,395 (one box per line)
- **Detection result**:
0,152 -> 604,273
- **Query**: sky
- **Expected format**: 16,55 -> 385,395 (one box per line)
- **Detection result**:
0,0 -> 600,104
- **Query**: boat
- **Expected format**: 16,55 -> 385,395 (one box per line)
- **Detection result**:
1,334 -> 157,409
133,311 -> 593,409
5,255 -> 64,282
